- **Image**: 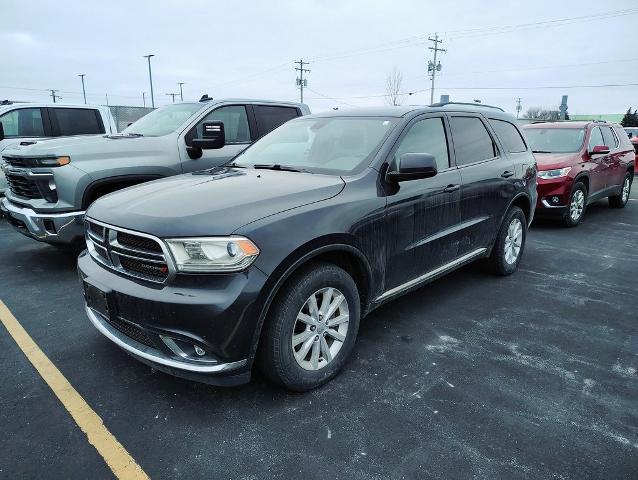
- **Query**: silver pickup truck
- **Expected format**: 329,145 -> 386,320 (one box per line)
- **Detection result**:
1,98 -> 309,245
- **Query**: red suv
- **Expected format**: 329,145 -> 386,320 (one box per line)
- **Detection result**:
522,121 -> 634,227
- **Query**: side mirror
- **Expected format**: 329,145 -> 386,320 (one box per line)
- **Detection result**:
387,153 -> 438,182
191,121 -> 225,150
0,122 -> 4,142
589,145 -> 610,156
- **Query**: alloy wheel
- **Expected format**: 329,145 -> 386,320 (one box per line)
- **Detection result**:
570,190 -> 585,222
504,217 -> 523,265
291,287 -> 350,371
621,177 -> 630,203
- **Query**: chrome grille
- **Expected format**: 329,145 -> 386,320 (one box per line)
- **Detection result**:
2,156 -> 40,168
85,219 -> 171,283
5,172 -> 43,199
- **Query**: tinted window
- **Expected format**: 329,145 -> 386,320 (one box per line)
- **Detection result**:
52,108 -> 103,135
395,117 -> 449,170
600,126 -> 617,149
197,105 -> 250,143
254,106 -> 299,137
125,103 -> 203,136
588,127 -> 604,150
0,108 -> 45,137
449,116 -> 497,165
489,119 -> 527,153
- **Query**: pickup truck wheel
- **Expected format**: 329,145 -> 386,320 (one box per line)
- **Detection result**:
609,173 -> 632,208
486,206 -> 526,276
258,262 -> 360,391
563,182 -> 587,227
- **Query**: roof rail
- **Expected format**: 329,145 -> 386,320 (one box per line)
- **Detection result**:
429,101 -> 505,112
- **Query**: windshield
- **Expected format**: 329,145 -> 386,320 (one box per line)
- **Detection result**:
122,103 -> 203,136
233,117 -> 397,174
624,128 -> 638,138
524,128 -> 585,153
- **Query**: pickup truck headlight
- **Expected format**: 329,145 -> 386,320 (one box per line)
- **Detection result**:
165,237 -> 260,272
537,167 -> 571,179
35,156 -> 71,167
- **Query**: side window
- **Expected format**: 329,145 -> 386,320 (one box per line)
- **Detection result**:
253,106 -> 299,137
193,105 -> 250,144
0,108 -> 45,137
394,117 -> 450,170
449,116 -> 498,166
600,126 -> 618,149
489,119 -> 527,153
588,127 -> 604,150
52,108 -> 104,135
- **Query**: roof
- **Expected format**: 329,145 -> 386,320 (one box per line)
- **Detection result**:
0,103 -> 109,111
307,103 -> 516,120
522,121 -> 595,129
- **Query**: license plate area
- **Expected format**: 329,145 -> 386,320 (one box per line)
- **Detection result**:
83,279 -> 114,319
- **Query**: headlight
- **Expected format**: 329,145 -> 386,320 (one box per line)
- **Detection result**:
36,156 -> 71,167
537,167 -> 571,179
165,236 -> 259,272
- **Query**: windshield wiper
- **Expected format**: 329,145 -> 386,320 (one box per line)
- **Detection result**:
532,150 -> 552,153
253,164 -> 310,173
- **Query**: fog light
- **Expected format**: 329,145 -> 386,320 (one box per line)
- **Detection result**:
551,196 -> 560,204
194,345 -> 206,356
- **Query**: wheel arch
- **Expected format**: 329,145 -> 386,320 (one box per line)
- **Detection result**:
247,235 -> 374,367
81,174 -> 163,209
573,172 -> 590,193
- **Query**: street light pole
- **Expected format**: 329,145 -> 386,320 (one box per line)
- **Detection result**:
78,74 -> 86,104
144,54 -> 155,108
177,82 -> 184,101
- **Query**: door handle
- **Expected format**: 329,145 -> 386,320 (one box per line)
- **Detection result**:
501,171 -> 515,178
443,184 -> 460,193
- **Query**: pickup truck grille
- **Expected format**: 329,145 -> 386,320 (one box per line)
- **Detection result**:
5,172 -> 43,199
2,156 -> 39,168
85,219 -> 171,283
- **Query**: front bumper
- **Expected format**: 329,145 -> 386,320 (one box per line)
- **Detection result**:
77,250 -> 269,385
0,197 -> 85,243
535,176 -> 572,215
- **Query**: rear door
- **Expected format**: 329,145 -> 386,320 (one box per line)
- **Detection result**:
586,126 -> 608,195
384,113 -> 462,289
250,105 -> 301,139
182,104 -> 253,170
600,125 -> 623,188
448,114 -> 514,255
48,107 -> 105,136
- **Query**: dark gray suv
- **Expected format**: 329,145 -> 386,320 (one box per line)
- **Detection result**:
78,103 -> 537,391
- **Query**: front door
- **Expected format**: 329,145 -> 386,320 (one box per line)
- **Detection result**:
384,114 -> 462,291
180,104 -> 253,171
586,126 -> 608,195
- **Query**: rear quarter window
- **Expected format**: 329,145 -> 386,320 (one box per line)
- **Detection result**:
489,119 -> 527,153
51,108 -> 104,136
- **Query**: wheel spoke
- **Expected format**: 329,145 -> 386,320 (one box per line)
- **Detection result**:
297,312 -> 315,326
292,330 -> 314,347
326,329 -> 345,342
310,340 -> 320,369
327,314 -> 349,327
324,294 -> 345,320
295,337 -> 314,362
320,336 -> 333,363
308,294 -> 320,319
319,287 -> 334,316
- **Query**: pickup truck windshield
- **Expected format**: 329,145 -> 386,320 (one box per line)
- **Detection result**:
524,128 -> 585,153
122,103 -> 203,137
234,117 -> 397,174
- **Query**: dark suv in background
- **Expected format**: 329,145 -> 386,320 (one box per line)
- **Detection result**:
78,103 -> 537,391
523,121 -> 634,226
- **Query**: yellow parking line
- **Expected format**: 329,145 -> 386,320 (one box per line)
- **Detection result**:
0,300 -> 149,480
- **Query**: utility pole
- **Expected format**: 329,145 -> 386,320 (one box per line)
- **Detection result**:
142,92 -> 146,107
78,74 -> 87,104
427,33 -> 446,105
49,90 -> 60,103
144,54 -> 155,108
177,82 -> 184,101
105,93 -> 109,106
294,59 -> 310,104
166,93 -> 178,103
515,97 -> 522,119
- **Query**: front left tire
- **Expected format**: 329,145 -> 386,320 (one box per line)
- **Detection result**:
258,262 -> 360,391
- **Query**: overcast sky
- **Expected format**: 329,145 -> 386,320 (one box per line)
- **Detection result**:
1,0 -> 636,116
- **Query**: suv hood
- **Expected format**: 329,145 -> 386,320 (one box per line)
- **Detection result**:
533,152 -> 580,170
87,167 -> 345,237
1,135 -> 165,161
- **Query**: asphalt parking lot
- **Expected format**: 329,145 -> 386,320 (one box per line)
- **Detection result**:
1,192 -> 637,480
